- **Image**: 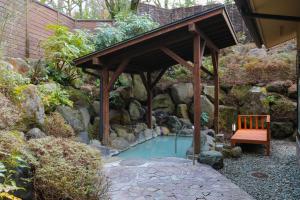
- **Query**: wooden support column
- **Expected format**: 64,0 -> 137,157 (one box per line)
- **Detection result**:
100,68 -> 110,145
212,51 -> 219,135
192,34 -> 204,155
147,72 -> 152,128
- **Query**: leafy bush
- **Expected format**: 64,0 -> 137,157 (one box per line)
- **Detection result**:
201,112 -> 209,126
0,131 -> 32,200
38,83 -> 73,113
28,137 -> 109,200
42,24 -> 94,86
0,67 -> 29,96
27,59 -> 48,85
43,112 -> 75,138
94,13 -> 158,50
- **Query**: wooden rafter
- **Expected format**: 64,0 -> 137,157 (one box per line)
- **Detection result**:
160,47 -> 193,71
108,58 -> 130,90
150,67 -> 169,90
188,23 -> 218,52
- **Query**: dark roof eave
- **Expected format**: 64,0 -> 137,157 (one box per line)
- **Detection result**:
234,0 -> 263,47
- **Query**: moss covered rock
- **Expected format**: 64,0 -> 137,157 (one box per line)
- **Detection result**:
271,122 -> 294,139
269,93 -> 296,123
129,100 -> 145,121
152,94 -> 175,114
110,109 -> 131,125
170,82 -> 193,104
0,93 -> 22,130
225,85 -> 252,106
132,75 -> 147,102
176,104 -> 189,119
239,86 -> 269,114
13,84 -> 45,126
189,95 -> 214,128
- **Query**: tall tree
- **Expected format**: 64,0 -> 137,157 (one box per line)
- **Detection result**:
105,0 -> 140,19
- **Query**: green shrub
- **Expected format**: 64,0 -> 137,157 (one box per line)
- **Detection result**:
0,67 -> 29,96
38,83 -> 73,113
0,131 -> 32,200
94,13 -> 158,50
28,137 -> 109,200
42,24 -> 94,86
201,112 -> 209,126
27,59 -> 48,84
43,112 -> 75,138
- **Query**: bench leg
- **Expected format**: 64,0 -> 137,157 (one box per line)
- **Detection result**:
266,143 -> 270,156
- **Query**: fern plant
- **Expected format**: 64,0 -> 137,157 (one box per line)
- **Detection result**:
41,24 -> 94,86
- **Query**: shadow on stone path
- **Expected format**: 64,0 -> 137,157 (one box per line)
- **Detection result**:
104,157 -> 254,200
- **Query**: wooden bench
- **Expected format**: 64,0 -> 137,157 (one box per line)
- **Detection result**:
231,115 -> 271,156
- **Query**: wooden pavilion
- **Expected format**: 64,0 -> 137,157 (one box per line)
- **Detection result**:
74,5 -> 237,155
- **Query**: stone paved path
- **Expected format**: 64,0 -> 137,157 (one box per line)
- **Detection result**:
104,157 -> 254,200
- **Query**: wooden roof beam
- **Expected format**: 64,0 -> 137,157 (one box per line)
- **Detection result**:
188,23 -> 219,52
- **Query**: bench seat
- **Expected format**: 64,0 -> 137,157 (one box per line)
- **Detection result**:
231,129 -> 267,143
231,115 -> 270,156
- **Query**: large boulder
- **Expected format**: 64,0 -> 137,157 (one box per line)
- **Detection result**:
271,122 -> 294,139
79,107 -> 90,130
219,105 -> 237,133
224,85 -> 252,106
176,104 -> 189,119
111,124 -> 130,138
152,94 -> 175,114
110,109 -> 131,125
109,90 -> 126,109
153,110 -> 169,126
198,150 -> 224,169
26,128 -> 46,139
129,100 -> 145,121
203,85 -> 226,104
132,75 -> 147,102
111,137 -> 130,150
266,80 -> 293,94
0,93 -> 22,130
18,84 -> 45,125
166,115 -> 182,132
247,48 -> 267,58
170,83 -> 193,104
270,94 -> 296,123
5,57 -> 30,74
92,101 -> 100,116
56,106 -> 85,133
288,84 -> 297,99
239,86 -> 269,114
189,95 -> 214,128
115,86 -> 133,102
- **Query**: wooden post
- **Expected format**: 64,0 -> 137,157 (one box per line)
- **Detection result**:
101,68 -> 109,145
212,51 -> 219,135
193,33 -> 202,155
147,72 -> 152,128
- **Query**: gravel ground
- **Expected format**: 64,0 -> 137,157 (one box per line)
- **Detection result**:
219,140 -> 300,200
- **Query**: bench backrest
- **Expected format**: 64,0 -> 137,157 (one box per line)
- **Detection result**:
238,115 -> 270,130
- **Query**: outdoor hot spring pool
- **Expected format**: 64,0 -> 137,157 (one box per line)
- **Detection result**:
117,136 -> 193,159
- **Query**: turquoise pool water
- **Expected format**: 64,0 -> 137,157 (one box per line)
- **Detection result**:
118,136 -> 192,159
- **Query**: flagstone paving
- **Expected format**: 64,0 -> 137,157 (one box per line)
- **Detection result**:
104,157 -> 254,200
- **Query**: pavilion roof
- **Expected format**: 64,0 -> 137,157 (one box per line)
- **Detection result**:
74,5 -> 237,74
